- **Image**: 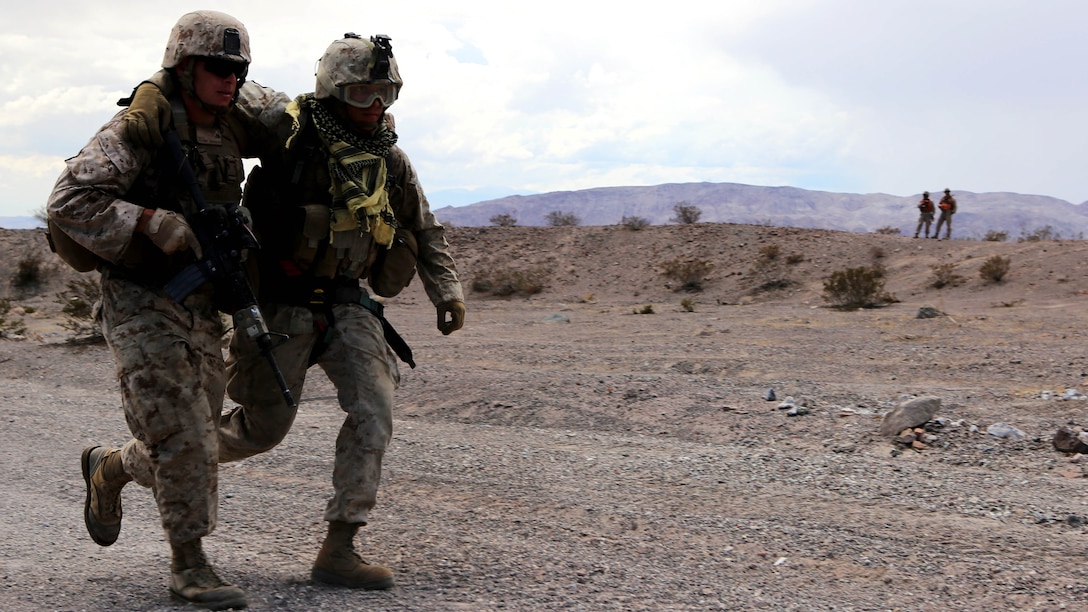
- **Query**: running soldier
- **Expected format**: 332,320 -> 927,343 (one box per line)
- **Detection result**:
49,11 -> 287,609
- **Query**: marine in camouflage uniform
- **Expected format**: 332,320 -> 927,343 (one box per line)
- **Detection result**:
914,191 -> 935,238
48,11 -> 287,610
122,33 -> 465,591
934,188 -> 957,239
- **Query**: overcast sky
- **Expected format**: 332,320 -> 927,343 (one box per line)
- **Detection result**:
2,0 -> 1086,220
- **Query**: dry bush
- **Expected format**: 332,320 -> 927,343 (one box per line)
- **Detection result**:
984,230 -> 1008,242
1017,226 -> 1058,242
874,226 -> 901,235
470,266 -> 549,297
489,213 -> 518,227
758,244 -> 780,262
620,216 -> 650,231
661,257 -> 712,291
680,298 -> 695,312
670,201 -> 702,225
634,304 -> 655,314
11,252 -> 46,291
56,277 -> 104,343
785,253 -> 804,264
979,255 -> 1011,283
0,299 -> 28,339
545,211 -> 580,226
870,246 -> 885,259
822,265 -> 896,310
929,263 -> 966,289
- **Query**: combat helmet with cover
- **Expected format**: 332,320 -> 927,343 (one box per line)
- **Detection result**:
315,33 -> 401,109
161,10 -> 250,109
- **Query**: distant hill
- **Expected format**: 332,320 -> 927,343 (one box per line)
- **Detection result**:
432,182 -> 1088,239
0,217 -> 42,230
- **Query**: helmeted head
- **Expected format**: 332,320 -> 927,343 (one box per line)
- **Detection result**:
163,10 -> 250,72
315,33 -> 402,110
923,191 -> 929,197
944,188 -> 951,193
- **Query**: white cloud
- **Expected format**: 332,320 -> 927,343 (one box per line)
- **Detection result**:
3,0 -> 1088,219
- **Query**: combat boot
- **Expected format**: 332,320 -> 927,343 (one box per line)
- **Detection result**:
311,521 -> 394,590
169,539 -> 248,610
81,445 -> 132,546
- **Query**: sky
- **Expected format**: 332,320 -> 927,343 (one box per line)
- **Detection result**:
2,0 -> 1087,221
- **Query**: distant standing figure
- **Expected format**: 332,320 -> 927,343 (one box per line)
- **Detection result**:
934,188 -> 957,239
914,191 -> 935,238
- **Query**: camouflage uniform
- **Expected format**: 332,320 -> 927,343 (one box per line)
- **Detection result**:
221,109 -> 463,525
935,190 -> 957,239
914,193 -> 935,238
48,81 -> 287,545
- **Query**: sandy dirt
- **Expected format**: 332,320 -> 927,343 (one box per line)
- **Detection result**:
2,224 -> 1088,611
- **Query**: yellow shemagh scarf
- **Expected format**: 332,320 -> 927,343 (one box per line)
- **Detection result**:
287,95 -> 398,246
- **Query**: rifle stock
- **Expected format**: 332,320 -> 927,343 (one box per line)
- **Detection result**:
161,130 -> 298,412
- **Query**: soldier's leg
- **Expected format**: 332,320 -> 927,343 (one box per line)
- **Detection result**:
100,277 -> 224,544
220,303 -> 316,462
100,278 -> 246,607
945,215 -> 952,239
310,303 -> 398,589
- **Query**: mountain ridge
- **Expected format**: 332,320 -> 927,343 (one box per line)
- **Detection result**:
433,181 -> 1088,239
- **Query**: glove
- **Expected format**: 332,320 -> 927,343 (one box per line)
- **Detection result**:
124,82 -> 172,149
436,300 -> 465,335
138,209 -> 202,258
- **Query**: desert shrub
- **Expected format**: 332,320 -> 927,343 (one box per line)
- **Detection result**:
489,213 -> 518,227
634,304 -> 655,314
670,201 -> 702,225
11,252 -> 45,290
661,257 -> 712,291
822,265 -> 896,309
929,263 -> 966,288
983,230 -> 1008,242
785,253 -> 804,264
680,298 -> 695,312
545,211 -> 580,226
620,215 -> 650,231
56,277 -> 104,343
979,255 -> 1011,283
870,246 -> 885,259
0,299 -> 28,339
470,266 -> 549,297
758,244 -> 781,262
874,226 -> 901,235
1017,225 -> 1057,242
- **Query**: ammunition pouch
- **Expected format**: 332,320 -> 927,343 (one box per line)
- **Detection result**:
368,227 -> 417,298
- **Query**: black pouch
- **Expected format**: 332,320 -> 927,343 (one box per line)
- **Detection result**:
367,228 -> 417,298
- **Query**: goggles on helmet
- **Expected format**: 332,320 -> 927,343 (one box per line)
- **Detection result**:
339,82 -> 398,109
202,57 -> 248,80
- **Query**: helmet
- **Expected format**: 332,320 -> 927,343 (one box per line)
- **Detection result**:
944,188 -> 951,193
923,191 -> 929,197
315,33 -> 402,108
162,10 -> 251,70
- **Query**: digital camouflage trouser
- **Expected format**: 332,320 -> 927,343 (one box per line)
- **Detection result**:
100,272 -> 226,545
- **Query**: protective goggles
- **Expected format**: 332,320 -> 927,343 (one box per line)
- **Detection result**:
203,57 -> 249,80
339,82 -> 398,108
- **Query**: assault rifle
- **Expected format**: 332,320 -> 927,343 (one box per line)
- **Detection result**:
161,130 -> 298,412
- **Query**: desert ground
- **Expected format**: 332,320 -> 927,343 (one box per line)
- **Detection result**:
2,223 -> 1088,611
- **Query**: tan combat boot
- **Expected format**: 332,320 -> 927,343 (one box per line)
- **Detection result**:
81,445 -> 132,546
311,521 -> 394,590
169,539 -> 248,610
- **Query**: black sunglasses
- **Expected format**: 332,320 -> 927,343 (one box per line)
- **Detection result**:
202,58 -> 248,80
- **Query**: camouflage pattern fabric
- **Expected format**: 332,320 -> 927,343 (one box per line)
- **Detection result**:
222,302 -> 399,524
99,273 -> 226,544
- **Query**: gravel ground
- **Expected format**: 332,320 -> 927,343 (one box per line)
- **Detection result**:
3,225 -> 1088,610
